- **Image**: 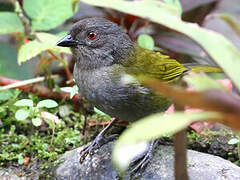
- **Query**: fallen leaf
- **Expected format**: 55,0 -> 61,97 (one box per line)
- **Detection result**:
40,111 -> 61,124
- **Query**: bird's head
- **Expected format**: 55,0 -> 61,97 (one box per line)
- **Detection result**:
57,17 -> 134,70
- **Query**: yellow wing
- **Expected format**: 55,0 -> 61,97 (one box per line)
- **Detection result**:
124,45 -> 188,83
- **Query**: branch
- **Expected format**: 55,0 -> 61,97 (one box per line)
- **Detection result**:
0,76 -> 83,103
0,75 -> 58,91
10,0 -> 32,36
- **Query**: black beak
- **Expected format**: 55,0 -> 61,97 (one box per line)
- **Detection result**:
57,35 -> 79,47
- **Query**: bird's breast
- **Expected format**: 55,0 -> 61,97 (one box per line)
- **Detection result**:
73,64 -> 171,122
73,64 -> 129,107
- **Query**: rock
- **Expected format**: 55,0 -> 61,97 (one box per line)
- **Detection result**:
54,142 -> 240,180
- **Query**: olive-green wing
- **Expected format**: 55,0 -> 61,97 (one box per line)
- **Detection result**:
124,45 -> 188,82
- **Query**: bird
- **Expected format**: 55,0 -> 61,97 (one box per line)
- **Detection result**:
57,17 -> 222,172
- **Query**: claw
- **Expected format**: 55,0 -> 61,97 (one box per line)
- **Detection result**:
129,139 -> 158,174
130,151 -> 152,174
79,133 -> 118,163
79,118 -> 118,163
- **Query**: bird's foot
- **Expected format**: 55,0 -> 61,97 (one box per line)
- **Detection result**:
79,118 -> 118,163
129,139 -> 158,174
79,133 -> 118,163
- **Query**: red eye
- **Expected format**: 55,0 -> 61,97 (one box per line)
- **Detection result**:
88,32 -> 96,40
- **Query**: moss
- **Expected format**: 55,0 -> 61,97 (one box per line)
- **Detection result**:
187,128 -> 239,165
0,89 -> 114,178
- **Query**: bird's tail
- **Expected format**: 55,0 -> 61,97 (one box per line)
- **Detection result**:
184,63 -> 223,73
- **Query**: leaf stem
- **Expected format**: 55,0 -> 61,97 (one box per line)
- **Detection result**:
47,50 -> 74,86
174,129 -> 188,180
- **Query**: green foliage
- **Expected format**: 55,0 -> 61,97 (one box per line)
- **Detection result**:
14,99 -> 33,107
0,126 -> 82,164
14,98 -> 58,126
32,117 -> 42,127
0,90 -> 15,101
0,12 -> 23,34
93,107 -> 111,120
184,74 -> 226,91
37,99 -> 58,108
17,154 -> 25,165
228,138 -> 239,145
15,109 -> 30,121
137,34 -> 155,50
0,90 -> 84,166
23,0 -> 75,31
113,111 -> 220,171
228,137 -> 240,162
1,0 -> 74,68
61,85 -> 79,99
18,33 -> 71,64
163,0 -> 182,15
0,89 -> 21,123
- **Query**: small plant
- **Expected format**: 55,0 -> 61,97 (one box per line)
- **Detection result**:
14,98 -> 58,127
228,137 -> 240,161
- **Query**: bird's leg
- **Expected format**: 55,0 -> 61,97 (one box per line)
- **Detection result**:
129,139 -> 159,174
79,118 -> 119,163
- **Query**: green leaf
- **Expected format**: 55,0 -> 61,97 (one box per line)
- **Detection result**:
44,119 -> 54,129
137,34 -> 155,50
81,0 -> 240,91
37,99 -> 58,108
0,91 -> 13,101
32,117 -> 42,127
0,12 -> 24,34
61,85 -> 79,98
14,99 -> 33,107
17,154 -> 24,165
184,74 -> 226,91
163,0 -> 182,15
94,107 -> 108,116
37,33 -> 71,54
113,111 -> 220,171
228,138 -> 239,145
70,85 -> 79,98
18,33 -> 71,64
23,0 -> 75,31
18,40 -> 52,65
15,109 -> 30,121
36,33 -> 69,51
60,87 -> 72,93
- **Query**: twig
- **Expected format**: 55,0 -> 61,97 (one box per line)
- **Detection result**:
81,107 -> 88,135
47,50 -> 74,86
0,75 -> 58,91
0,76 -> 83,103
88,119 -> 128,127
10,0 -> 32,36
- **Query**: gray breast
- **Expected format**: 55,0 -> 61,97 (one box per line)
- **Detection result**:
73,64 -> 171,122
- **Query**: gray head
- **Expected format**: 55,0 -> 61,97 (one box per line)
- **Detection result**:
57,17 -> 134,70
